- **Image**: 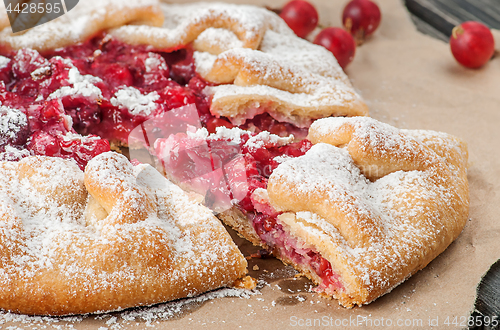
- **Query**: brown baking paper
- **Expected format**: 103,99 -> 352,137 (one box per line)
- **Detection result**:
2,0 -> 499,329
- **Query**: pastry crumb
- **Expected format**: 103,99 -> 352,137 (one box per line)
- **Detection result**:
232,275 -> 257,290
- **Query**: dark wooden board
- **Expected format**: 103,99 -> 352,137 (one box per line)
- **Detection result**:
401,1 -> 500,328
404,0 -> 500,41
470,259 -> 500,330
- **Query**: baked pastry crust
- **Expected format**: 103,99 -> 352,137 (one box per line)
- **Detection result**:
0,152 -> 247,315
266,117 -> 469,307
0,0 -> 163,52
112,2 -> 368,126
163,116 -> 468,307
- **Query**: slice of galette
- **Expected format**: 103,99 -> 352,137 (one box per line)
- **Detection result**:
265,117 -> 469,306
154,117 -> 469,307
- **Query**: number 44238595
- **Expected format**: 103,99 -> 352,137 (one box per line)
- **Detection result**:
6,2 -> 61,14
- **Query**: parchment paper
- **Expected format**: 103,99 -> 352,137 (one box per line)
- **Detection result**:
2,0 -> 499,329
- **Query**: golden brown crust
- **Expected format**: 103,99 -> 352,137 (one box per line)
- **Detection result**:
218,206 -> 263,247
0,152 -> 247,315
110,2 -> 280,51
232,275 -> 257,290
0,0 -> 163,52
110,2 -> 368,126
266,117 -> 469,307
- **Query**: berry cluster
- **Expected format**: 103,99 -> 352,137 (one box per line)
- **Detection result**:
279,0 -> 381,69
280,1 -> 496,70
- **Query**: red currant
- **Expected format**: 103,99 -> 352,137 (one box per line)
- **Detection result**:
206,117 -> 234,134
269,123 -> 288,137
100,63 -> 133,88
342,0 -> 381,43
279,0 -> 318,38
313,27 -> 356,69
450,21 -> 495,69
29,131 -> 61,157
262,217 -> 276,232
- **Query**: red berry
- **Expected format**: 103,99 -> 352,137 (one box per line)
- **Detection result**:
269,123 -> 288,137
158,85 -> 196,110
40,100 -> 64,123
206,117 -> 234,134
99,63 -> 133,88
342,0 -> 381,43
313,27 -> 356,69
29,131 -> 60,157
449,21 -> 495,69
279,0 -> 318,38
0,107 -> 28,151
262,217 -> 276,232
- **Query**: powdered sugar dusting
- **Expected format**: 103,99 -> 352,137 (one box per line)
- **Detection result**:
49,59 -> 103,100
0,152 -> 246,315
110,86 -> 159,116
271,143 -> 384,248
259,30 -> 348,82
145,52 -> 168,73
193,51 -> 217,77
119,287 -> 253,325
0,145 -> 31,161
199,29 -> 364,125
209,82 -> 353,108
0,287 -> 252,328
111,1 -> 292,52
244,131 -> 294,152
11,48 -> 48,78
209,126 -> 251,144
0,55 -> 10,69
0,106 -> 27,142
0,157 -> 90,282
310,116 -> 399,143
0,0 -> 161,51
108,2 -> 366,124
194,27 -> 244,53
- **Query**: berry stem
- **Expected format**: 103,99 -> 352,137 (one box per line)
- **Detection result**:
452,25 -> 464,39
345,17 -> 353,32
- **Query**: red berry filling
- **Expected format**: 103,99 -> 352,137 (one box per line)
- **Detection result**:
0,33 -> 307,168
252,213 -> 344,294
155,128 -> 343,294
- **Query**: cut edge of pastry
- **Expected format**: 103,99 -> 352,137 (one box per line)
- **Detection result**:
216,117 -> 469,308
208,93 -> 369,128
218,207 -> 367,308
